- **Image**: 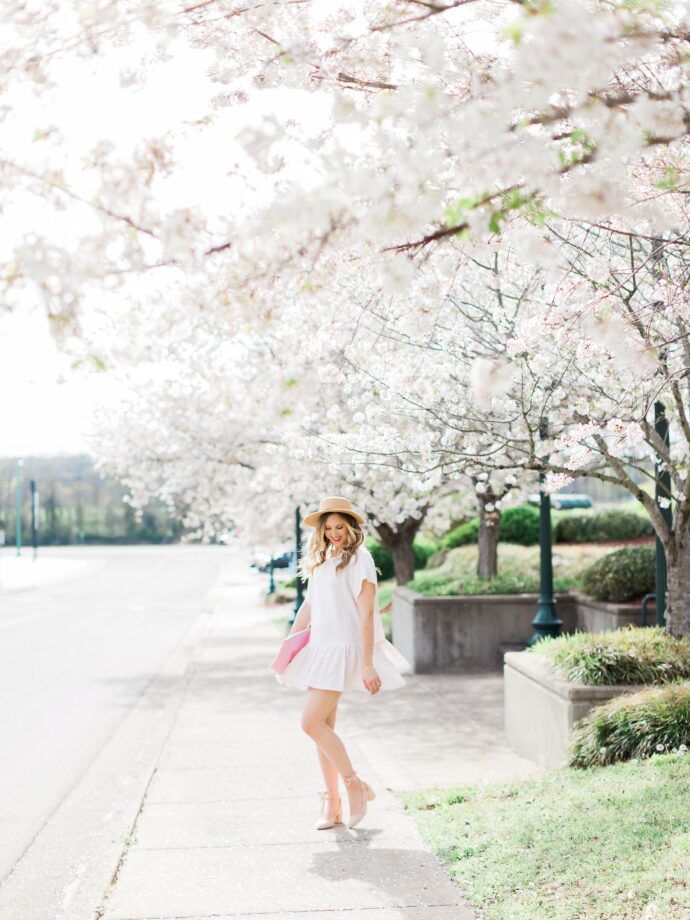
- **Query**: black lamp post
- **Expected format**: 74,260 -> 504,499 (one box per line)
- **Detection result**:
268,557 -> 275,595
654,401 -> 672,627
30,479 -> 39,561
15,459 -> 23,556
288,505 -> 305,632
527,420 -> 563,646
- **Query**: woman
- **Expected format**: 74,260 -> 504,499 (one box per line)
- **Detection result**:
274,496 -> 411,830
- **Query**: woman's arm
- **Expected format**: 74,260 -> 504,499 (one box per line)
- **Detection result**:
356,582 -> 381,694
287,599 -> 311,635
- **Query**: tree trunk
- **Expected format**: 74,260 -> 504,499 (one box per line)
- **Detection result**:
375,515 -> 423,585
665,535 -> 690,638
477,493 -> 500,579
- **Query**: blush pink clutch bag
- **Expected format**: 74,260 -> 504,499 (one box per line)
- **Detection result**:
270,626 -> 311,674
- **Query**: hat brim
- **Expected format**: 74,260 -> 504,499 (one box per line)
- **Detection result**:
304,508 -> 365,527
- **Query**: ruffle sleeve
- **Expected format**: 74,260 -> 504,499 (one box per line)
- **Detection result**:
349,546 -> 378,600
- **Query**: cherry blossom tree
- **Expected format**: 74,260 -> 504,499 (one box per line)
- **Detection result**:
335,229 -> 690,636
4,1 -> 690,629
84,289 -> 466,581
4,0 -> 690,323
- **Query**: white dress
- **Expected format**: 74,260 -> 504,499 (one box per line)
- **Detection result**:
275,545 -> 411,693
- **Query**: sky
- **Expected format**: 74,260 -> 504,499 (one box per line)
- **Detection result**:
1,18 -> 343,459
1,29 -> 245,459
0,310 -> 99,457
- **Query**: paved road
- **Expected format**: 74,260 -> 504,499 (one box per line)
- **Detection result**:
0,544 -> 229,883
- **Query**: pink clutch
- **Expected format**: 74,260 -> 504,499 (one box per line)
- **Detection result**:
269,626 -> 311,674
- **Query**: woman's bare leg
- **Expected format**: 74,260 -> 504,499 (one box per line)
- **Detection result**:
301,688 -> 354,778
302,688 -> 367,822
316,696 -> 341,798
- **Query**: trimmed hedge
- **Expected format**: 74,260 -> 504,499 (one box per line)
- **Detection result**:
581,544 -> 655,602
413,536 -> 441,570
365,536 -> 440,580
441,506 -> 654,552
366,538 -> 395,580
442,505 -> 540,549
499,505 -> 540,545
569,683 -> 690,767
555,509 -> 654,544
442,517 -> 480,549
531,626 -> 690,686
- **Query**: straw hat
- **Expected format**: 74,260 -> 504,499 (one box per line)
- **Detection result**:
303,496 -> 366,527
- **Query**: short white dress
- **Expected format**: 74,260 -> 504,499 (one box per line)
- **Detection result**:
275,545 -> 411,693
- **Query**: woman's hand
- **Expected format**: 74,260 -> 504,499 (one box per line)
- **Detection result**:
287,601 -> 311,636
363,664 -> 381,695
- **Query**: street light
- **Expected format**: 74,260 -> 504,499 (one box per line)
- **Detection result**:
15,459 -> 23,557
527,420 -> 563,646
268,556 -> 276,595
31,479 -> 39,561
288,505 -> 305,632
654,401 -> 672,626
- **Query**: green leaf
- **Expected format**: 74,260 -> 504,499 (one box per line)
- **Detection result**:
656,166 -> 679,190
488,210 -> 505,234
444,195 -> 483,228
501,22 -> 524,46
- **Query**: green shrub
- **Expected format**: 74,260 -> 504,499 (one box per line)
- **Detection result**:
365,536 -> 438,580
441,505 -> 541,548
380,611 -> 392,641
442,517 -> 480,548
531,626 -> 690,685
555,509 -> 654,544
413,536 -> 440,570
569,682 -> 690,767
365,538 -> 394,580
498,504 -> 540,545
581,544 -> 655,602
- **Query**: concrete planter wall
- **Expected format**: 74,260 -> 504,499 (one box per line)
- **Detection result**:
392,586 -> 652,673
571,591 -> 654,632
392,586 -> 577,671
504,651 -> 643,767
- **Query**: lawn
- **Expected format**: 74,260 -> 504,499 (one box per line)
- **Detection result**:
408,543 -> 614,597
401,754 -> 690,920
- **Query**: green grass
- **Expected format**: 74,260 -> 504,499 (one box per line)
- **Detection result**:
378,578 -> 395,612
378,579 -> 395,640
531,626 -> 690,685
409,570 -> 580,596
402,755 -> 690,920
408,544 -> 611,596
569,683 -> 690,767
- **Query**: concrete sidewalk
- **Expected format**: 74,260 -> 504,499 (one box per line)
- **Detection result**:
99,565 -> 537,920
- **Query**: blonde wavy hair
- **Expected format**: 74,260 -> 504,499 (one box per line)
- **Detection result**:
299,512 -> 365,581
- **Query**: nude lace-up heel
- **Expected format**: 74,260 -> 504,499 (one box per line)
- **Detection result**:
343,771 -> 376,829
315,791 -> 344,829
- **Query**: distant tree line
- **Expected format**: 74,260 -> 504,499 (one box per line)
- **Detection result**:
0,455 -> 185,546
